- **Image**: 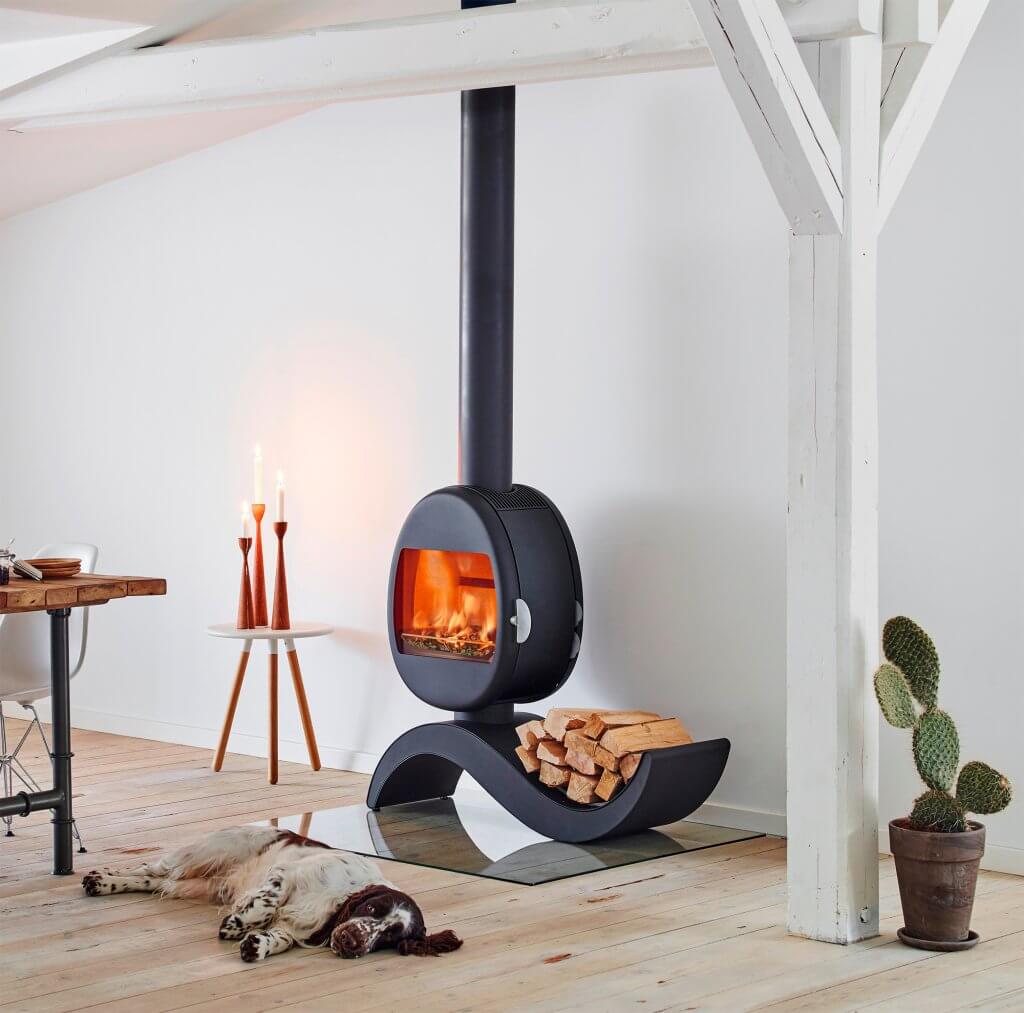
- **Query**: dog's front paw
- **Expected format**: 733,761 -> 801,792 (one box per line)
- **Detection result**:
219,914 -> 245,940
240,933 -> 268,963
82,872 -> 107,896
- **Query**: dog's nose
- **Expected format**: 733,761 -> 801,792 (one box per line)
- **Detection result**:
332,922 -> 369,958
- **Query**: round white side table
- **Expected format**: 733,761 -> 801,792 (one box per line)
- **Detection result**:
207,622 -> 333,785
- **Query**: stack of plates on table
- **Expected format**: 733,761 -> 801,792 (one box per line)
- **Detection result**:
25,558 -> 82,580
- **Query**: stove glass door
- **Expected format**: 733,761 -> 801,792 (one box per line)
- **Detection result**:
394,548 -> 497,662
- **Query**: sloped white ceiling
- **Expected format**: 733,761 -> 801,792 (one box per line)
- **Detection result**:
0,6 -> 138,41
0,0 -> 453,219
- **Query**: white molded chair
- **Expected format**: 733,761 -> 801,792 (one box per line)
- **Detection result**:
0,542 -> 97,845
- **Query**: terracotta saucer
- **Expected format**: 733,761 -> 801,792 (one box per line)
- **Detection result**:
897,928 -> 980,951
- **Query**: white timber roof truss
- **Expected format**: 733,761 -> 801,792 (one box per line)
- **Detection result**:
0,0 -> 991,945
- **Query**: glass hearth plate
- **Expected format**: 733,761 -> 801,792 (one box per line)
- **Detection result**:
256,797 -> 764,885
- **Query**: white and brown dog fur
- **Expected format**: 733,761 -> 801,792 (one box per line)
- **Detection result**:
82,826 -> 462,962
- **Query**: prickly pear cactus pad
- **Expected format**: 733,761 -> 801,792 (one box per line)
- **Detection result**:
910,789 -> 968,833
957,761 -> 1013,815
875,614 -> 1014,831
882,616 -> 939,709
913,709 -> 960,792
873,663 -> 917,728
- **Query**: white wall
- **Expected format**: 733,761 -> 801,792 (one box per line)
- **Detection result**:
877,2 -> 1023,868
0,2 -> 1019,859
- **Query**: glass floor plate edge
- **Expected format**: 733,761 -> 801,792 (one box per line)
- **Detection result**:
256,797 -> 765,886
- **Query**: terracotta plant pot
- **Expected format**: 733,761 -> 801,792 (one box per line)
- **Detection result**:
889,818 -> 985,950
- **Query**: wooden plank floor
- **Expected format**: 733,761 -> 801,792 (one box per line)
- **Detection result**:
1,719 -> 1023,1011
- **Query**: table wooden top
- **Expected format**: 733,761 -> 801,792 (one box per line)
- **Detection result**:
0,573 -> 166,615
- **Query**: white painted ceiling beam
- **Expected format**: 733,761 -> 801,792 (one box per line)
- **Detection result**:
0,0 -> 709,127
780,0 -> 882,40
882,0 -> 938,47
878,0 -> 989,226
688,0 -> 843,234
0,0 -> 895,130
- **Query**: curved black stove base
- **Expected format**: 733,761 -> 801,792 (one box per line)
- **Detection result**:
367,714 -> 731,844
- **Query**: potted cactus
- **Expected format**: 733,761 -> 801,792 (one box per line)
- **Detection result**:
874,616 -> 1012,951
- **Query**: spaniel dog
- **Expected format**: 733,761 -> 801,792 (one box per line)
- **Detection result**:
81,826 -> 462,962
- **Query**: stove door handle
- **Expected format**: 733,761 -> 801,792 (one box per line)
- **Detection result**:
510,598 -> 531,643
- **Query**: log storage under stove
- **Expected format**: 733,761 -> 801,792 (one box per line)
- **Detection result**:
515,709 -> 693,804
366,0 -> 729,843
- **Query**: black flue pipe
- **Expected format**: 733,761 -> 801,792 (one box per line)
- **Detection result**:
458,0 -> 515,492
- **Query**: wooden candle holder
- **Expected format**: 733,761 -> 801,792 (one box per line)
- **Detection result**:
237,537 -> 255,630
271,521 -> 290,631
251,503 -> 268,626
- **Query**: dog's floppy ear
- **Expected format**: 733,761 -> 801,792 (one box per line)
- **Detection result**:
397,929 -> 463,957
336,884 -> 394,921
305,885 -> 394,947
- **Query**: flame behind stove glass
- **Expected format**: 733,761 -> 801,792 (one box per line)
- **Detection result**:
394,548 -> 497,662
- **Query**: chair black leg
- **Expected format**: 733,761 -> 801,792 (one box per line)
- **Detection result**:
26,704 -> 85,853
0,703 -> 13,837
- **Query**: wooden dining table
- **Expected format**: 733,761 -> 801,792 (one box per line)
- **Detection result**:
0,572 -> 165,874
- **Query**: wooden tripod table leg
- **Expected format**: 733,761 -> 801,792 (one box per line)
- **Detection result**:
268,640 -> 279,785
213,643 -> 251,772
284,639 -> 321,771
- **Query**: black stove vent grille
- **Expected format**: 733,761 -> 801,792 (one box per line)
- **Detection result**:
470,485 -> 546,511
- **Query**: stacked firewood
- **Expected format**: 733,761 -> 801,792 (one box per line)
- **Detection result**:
514,708 -> 692,804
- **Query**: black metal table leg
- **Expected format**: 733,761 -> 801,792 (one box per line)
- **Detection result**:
48,608 -> 74,875
0,609 -> 78,872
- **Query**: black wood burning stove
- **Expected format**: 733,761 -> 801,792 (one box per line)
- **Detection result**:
389,485 -> 582,714
368,0 -> 729,842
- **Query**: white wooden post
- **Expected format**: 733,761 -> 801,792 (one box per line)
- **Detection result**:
688,0 -> 884,942
787,33 -> 881,943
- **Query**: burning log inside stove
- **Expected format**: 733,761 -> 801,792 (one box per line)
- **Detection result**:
401,599 -> 496,660
396,549 -> 498,661
515,708 -> 692,804
400,631 -> 495,660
